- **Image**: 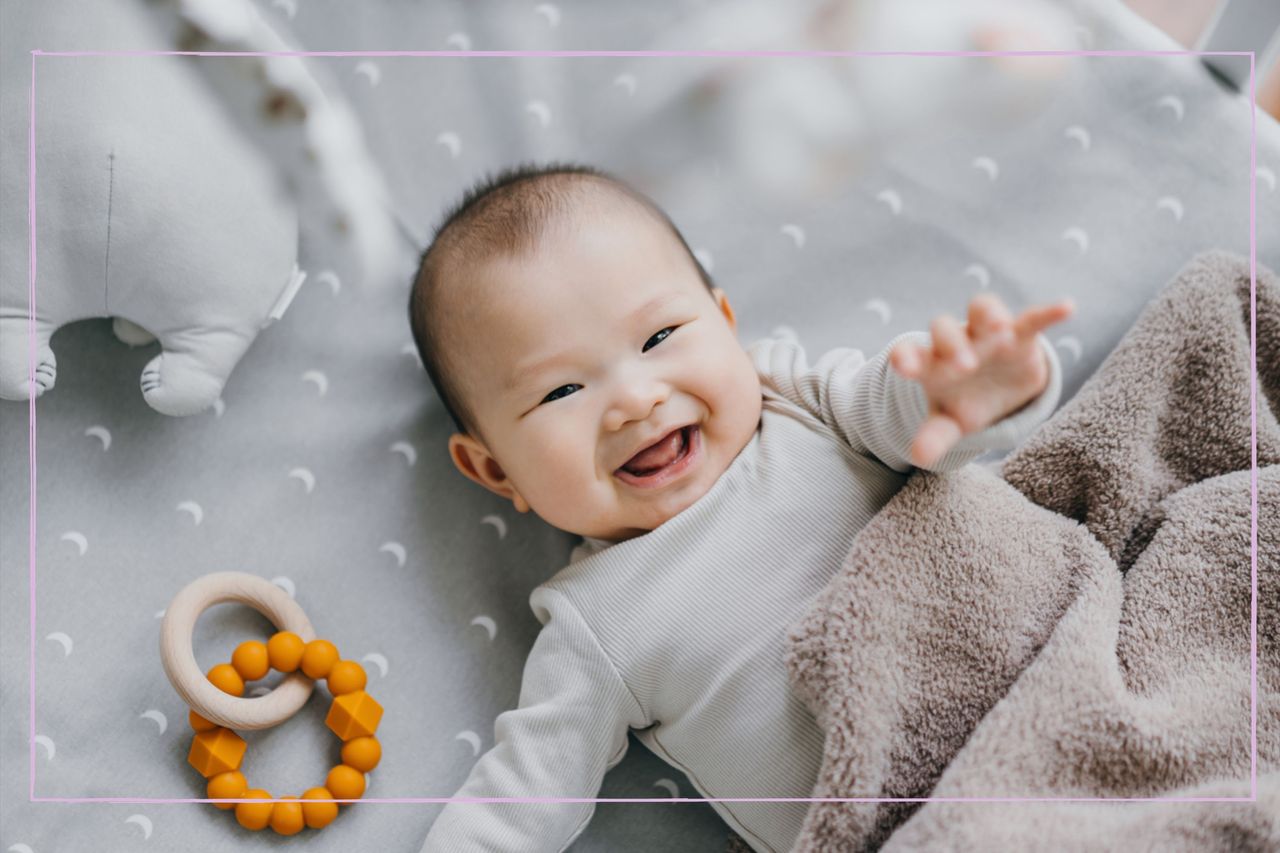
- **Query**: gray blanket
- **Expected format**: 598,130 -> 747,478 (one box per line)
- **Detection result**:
780,251 -> 1279,852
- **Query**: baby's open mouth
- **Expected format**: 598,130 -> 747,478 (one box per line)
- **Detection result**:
615,425 -> 699,487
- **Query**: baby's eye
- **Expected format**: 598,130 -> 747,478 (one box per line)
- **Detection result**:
540,384 -> 581,404
643,326 -> 678,352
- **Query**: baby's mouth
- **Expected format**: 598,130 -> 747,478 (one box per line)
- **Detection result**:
614,425 -> 699,488
618,426 -> 688,477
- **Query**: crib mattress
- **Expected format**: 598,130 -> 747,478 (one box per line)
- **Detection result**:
2,1 -> 1277,851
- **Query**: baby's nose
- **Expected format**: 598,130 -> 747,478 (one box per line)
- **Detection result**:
604,377 -> 671,431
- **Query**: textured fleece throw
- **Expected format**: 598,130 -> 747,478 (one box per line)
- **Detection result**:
778,251 -> 1278,852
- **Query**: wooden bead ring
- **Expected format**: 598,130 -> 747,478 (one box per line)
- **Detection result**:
161,572 -> 316,730
161,572 -> 384,834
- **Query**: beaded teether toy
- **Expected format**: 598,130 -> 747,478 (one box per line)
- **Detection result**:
160,572 -> 383,835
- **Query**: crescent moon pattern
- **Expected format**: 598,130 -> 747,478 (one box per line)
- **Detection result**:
455,730 -> 482,756
59,531 -> 88,556
970,156 -> 999,181
45,632 -> 73,656
525,100 -> 552,129
1156,95 -> 1184,122
272,576 -> 296,598
875,189 -> 903,215
469,615 -> 498,642
139,709 -> 168,734
175,501 -> 204,526
653,778 -> 680,798
1155,196 -> 1184,222
1064,125 -> 1091,151
436,132 -> 462,159
1259,167 -> 1276,191
35,735 -> 55,761
390,441 -> 417,466
779,224 -> 806,248
1055,336 -> 1083,364
288,468 -> 316,493
124,814 -> 153,840
863,299 -> 892,325
962,264 -> 991,289
316,270 -> 341,296
480,514 -> 508,539
693,248 -> 714,273
379,541 -> 407,567
301,370 -> 329,397
362,652 -> 390,677
446,33 -> 472,51
354,61 -> 382,87
613,74 -> 638,96
1061,227 -> 1090,253
534,3 -> 561,27
84,425 -> 111,450
8,843 -> 36,853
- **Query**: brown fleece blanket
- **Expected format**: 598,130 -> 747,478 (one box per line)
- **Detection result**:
774,251 -> 1279,852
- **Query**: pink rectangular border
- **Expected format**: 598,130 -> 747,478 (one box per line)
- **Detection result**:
25,48 -> 1260,807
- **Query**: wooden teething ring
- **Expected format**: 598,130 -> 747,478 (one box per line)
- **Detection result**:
160,571 -> 315,730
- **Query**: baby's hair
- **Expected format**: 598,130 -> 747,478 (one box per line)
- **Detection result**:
409,161 -> 717,440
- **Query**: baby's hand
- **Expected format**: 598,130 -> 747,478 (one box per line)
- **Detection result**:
889,293 -> 1074,468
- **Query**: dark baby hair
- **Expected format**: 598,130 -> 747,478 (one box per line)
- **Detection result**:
408,162 -> 717,440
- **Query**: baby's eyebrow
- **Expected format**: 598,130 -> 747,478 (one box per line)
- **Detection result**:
502,292 -> 686,395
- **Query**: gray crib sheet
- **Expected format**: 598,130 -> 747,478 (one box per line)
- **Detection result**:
2,0 -> 1278,851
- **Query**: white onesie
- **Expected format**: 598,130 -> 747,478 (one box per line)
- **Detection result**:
421,330 -> 1063,852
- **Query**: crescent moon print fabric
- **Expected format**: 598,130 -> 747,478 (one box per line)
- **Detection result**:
1,0 -> 1277,851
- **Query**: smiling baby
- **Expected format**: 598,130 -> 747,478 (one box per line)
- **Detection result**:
410,163 -> 1072,852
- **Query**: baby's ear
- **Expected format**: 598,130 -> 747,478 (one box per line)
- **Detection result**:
712,288 -> 737,332
447,433 -> 530,512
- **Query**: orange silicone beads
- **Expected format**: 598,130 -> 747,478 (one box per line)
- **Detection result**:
301,639 -> 339,679
266,631 -> 305,673
231,640 -> 270,681
186,630 -> 383,834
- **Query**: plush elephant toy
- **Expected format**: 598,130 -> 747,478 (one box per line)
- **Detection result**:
0,3 -> 299,416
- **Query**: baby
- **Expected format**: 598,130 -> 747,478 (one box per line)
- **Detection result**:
409,163 -> 1072,852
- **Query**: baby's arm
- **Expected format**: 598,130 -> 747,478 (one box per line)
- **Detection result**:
752,301 -> 1064,473
421,587 -> 649,853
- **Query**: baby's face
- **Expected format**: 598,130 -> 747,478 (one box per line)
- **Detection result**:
447,200 -> 763,543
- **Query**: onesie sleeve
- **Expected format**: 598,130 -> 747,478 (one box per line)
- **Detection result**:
748,330 -> 1062,474
419,586 -> 649,853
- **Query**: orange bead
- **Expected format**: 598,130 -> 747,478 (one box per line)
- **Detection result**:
325,690 -> 383,740
189,709 -> 217,732
301,787 -> 339,828
207,663 -> 244,697
326,660 -> 367,695
269,797 -> 305,836
207,770 -> 247,810
188,727 -> 247,778
231,640 -> 270,681
267,631 -> 306,673
301,639 -> 340,680
234,789 -> 274,831
325,765 -> 365,801
341,736 -> 381,772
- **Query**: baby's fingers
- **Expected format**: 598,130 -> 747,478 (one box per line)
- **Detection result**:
911,413 -> 963,468
930,314 -> 977,369
1013,299 -> 1075,339
890,340 -> 924,378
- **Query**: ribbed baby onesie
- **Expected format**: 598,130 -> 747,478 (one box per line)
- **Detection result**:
421,330 -> 1063,852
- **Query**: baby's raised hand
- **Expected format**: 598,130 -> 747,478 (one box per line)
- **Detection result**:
889,293 -> 1074,468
